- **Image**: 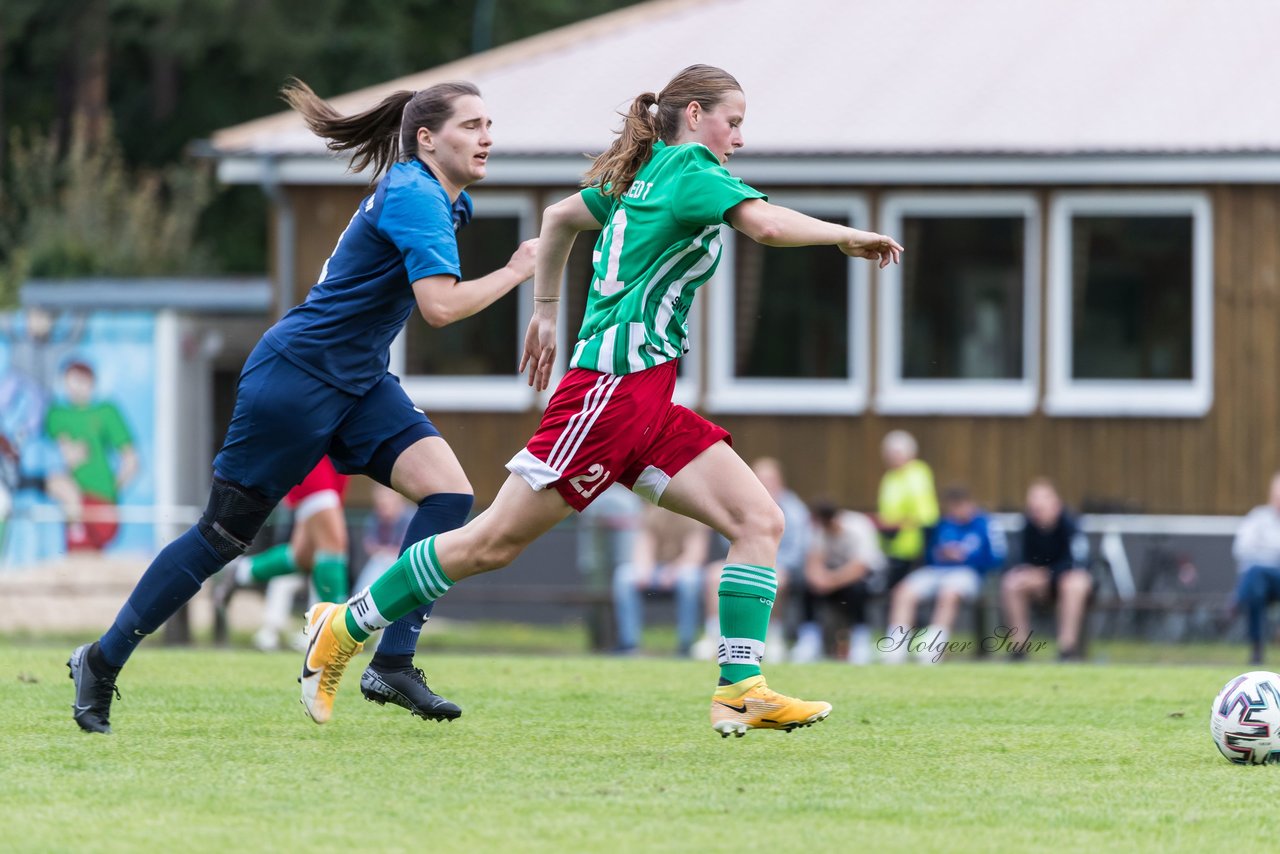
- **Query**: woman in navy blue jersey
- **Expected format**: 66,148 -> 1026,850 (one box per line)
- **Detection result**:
67,79 -> 536,733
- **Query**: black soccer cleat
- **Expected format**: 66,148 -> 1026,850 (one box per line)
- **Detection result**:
67,643 -> 120,734
360,665 -> 461,721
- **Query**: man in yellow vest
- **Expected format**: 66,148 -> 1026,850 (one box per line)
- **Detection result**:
876,430 -> 939,592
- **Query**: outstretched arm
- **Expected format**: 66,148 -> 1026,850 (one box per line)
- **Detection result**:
726,199 -> 903,267
412,238 -> 539,328
804,542 -> 833,595
520,193 -> 605,390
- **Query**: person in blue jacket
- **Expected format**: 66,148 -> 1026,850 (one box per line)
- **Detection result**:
883,485 -> 1006,663
67,78 -> 537,733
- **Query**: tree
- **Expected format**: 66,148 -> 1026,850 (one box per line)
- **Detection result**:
0,119 -> 213,302
0,0 -> 645,287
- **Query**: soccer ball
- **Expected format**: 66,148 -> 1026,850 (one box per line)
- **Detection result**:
1210,671 -> 1280,765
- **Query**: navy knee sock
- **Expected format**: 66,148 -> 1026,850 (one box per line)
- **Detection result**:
98,525 -> 228,668
372,492 -> 473,666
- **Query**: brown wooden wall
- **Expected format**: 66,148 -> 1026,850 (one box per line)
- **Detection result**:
274,183 -> 1280,515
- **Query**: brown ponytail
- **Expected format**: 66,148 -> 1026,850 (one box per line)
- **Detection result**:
582,91 -> 659,199
583,64 -> 743,199
282,78 -> 482,179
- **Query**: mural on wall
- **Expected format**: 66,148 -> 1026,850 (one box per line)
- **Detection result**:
0,309 -> 157,568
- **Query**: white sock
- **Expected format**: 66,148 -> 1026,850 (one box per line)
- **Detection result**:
917,624 -> 948,664
792,622 -> 822,662
796,622 -> 821,644
766,622 -> 788,663
847,624 -> 871,665
234,556 -> 255,586
884,625 -> 910,663
262,573 -> 304,633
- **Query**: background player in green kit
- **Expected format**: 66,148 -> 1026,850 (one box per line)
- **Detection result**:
301,64 -> 903,736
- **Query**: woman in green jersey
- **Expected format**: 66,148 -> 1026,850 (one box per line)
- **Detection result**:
302,64 -> 902,736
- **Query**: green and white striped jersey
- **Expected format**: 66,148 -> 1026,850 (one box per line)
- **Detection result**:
572,141 -> 765,375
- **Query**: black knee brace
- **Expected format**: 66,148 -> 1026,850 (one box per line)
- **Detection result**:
197,476 -> 275,562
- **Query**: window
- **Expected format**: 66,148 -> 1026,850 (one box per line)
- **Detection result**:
559,211 -> 701,406
1045,193 -> 1212,416
393,193 -> 537,411
877,194 -> 1040,414
562,229 -> 596,355
707,194 -> 869,413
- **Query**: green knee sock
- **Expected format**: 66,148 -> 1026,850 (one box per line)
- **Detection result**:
247,543 -> 297,584
718,564 -> 777,684
311,551 -> 348,602
343,536 -> 453,641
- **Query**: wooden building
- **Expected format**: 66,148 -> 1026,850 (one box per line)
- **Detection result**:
208,0 -> 1280,515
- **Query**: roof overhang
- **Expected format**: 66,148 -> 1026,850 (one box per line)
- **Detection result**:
21,278 -> 274,313
216,151 -> 1280,188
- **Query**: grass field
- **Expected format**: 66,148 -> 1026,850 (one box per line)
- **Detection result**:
3,642 -> 1278,853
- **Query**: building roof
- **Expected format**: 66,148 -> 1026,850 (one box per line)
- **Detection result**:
21,278 -> 274,314
209,0 -> 1280,183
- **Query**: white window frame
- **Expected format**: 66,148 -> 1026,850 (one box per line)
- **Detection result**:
392,192 -> 538,411
876,193 -> 1041,415
1044,192 -> 1213,417
706,193 -> 870,414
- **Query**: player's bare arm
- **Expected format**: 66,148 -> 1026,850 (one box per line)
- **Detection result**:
413,238 -> 538,328
726,198 -> 903,267
520,193 -> 604,390
804,548 -> 832,594
828,558 -> 870,589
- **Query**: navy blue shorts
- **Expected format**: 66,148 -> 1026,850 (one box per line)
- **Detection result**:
212,340 -> 439,501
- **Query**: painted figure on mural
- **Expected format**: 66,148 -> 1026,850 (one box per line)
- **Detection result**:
45,357 -> 139,552
0,310 -> 88,562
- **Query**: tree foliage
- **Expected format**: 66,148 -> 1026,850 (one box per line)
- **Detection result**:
0,0 -> 642,300
0,119 -> 214,301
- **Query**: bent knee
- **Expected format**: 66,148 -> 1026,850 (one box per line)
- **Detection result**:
399,473 -> 473,504
1061,571 -> 1092,596
724,500 -> 785,546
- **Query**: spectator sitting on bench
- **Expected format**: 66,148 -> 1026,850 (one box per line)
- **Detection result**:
612,503 -> 710,656
1231,471 -> 1280,666
793,499 -> 886,664
884,485 -> 1005,664
1000,478 -> 1092,661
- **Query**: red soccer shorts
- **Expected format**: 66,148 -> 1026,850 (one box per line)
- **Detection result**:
285,456 -> 349,508
507,360 -> 731,512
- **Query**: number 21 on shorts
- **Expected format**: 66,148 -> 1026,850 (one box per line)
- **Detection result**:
570,464 -> 611,499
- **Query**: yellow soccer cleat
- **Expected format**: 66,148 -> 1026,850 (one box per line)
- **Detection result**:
710,675 -> 832,737
300,603 -> 363,724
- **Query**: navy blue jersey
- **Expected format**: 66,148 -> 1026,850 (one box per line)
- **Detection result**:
262,158 -> 474,395
1020,511 -> 1089,573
